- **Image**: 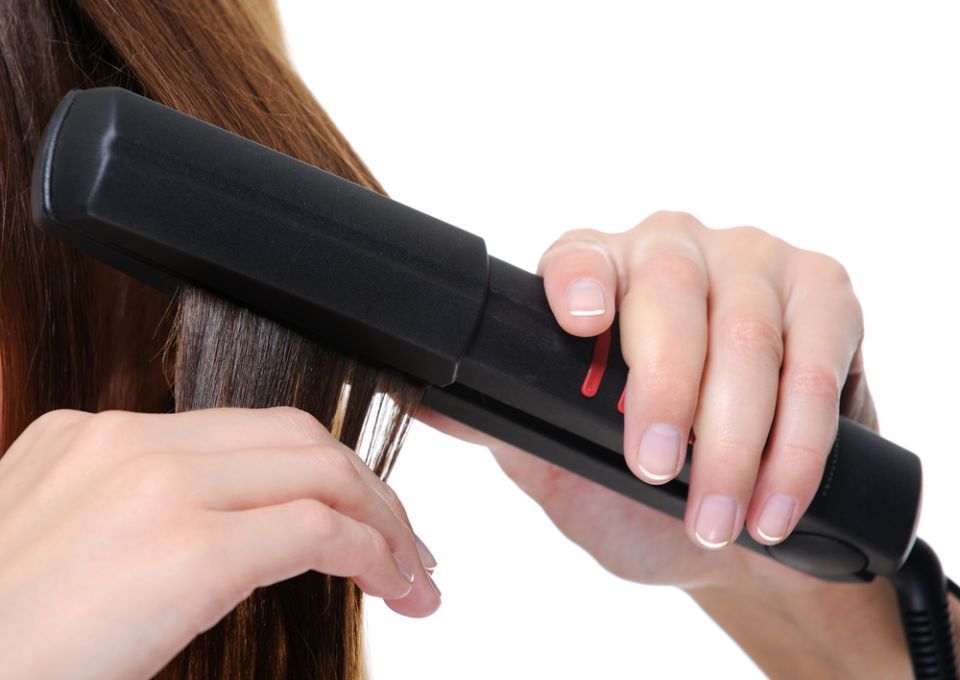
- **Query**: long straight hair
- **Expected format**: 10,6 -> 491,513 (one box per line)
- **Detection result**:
0,1 -> 422,678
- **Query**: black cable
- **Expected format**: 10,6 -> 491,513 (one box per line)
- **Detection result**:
890,538 -> 958,679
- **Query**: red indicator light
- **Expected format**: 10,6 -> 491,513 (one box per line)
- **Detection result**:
580,328 -> 612,398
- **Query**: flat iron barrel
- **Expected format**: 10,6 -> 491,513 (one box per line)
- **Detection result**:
32,87 -> 489,386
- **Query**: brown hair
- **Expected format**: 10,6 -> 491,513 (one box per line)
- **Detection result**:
0,1 -> 422,677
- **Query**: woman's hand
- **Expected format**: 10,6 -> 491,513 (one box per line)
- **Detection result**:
418,213 -> 910,678
418,211 -> 904,677
423,210 -> 872,590
0,407 -> 440,680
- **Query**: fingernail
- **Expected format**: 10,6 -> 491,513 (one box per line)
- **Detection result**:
694,494 -> 738,549
566,278 -> 606,317
393,554 -> 415,583
414,534 -> 438,572
427,572 -> 442,598
756,493 -> 797,543
636,423 -> 683,481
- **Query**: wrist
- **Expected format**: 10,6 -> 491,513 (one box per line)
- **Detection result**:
683,548 -> 912,678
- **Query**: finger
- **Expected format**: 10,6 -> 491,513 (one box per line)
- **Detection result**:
2,408 -> 329,483
335,446 -> 440,572
89,406 -> 338,456
686,274 -> 784,549
212,500 -> 430,608
538,231 -> 618,337
383,567 -> 443,618
174,407 -> 439,571
619,239 -> 708,484
745,279 -> 863,545
183,444 -> 431,574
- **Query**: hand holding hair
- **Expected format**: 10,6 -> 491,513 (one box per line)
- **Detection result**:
0,407 -> 440,680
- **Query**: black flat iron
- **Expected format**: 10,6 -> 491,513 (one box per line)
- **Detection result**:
30,87 -> 957,678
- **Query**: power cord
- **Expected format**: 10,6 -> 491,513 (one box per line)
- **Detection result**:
891,539 -> 958,678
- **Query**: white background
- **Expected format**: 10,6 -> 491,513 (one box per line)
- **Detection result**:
276,2 -> 960,677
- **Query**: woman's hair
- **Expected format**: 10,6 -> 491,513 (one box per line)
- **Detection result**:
1,1 -> 423,677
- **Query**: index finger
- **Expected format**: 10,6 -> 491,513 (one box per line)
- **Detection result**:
73,406 -> 341,456
538,229 -> 619,338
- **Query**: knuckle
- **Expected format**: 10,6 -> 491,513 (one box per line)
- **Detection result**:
799,250 -> 853,287
290,498 -> 337,542
715,225 -> 788,264
82,409 -> 132,436
786,364 -> 841,404
540,229 -> 612,272
726,225 -> 769,242
553,227 -> 605,247
17,410 -> 90,456
720,311 -> 784,365
778,439 -> 832,465
308,444 -> 358,483
634,360 -> 702,403
28,408 -> 88,435
636,250 -> 707,292
642,210 -> 703,231
271,406 -> 330,445
70,410 -> 138,455
710,435 -> 762,466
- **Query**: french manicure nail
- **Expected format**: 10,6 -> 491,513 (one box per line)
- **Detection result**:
694,494 -> 738,549
414,534 -> 438,572
393,554 -> 415,583
636,423 -> 683,481
566,278 -> 606,317
756,493 -> 797,543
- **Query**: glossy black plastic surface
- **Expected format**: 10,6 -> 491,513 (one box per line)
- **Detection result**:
32,88 -> 489,387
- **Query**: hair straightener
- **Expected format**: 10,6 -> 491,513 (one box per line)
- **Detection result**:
31,87 -> 958,678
